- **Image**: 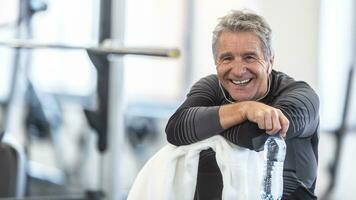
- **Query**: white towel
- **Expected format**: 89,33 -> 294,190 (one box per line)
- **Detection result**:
127,135 -> 265,200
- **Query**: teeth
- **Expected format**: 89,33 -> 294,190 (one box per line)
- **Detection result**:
232,79 -> 251,85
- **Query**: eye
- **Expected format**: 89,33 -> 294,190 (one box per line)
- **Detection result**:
220,56 -> 233,64
243,55 -> 257,63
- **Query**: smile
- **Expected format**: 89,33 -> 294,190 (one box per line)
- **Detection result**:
230,78 -> 252,85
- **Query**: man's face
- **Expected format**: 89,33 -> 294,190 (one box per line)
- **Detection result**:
215,31 -> 273,101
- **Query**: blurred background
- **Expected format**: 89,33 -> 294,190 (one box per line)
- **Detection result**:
0,0 -> 354,199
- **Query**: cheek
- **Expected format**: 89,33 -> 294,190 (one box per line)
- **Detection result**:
216,65 -> 230,76
216,66 -> 225,77
254,65 -> 268,76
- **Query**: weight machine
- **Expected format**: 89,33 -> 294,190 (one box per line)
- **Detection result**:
0,0 -> 179,199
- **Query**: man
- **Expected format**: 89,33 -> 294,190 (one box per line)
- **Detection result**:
165,10 -> 319,200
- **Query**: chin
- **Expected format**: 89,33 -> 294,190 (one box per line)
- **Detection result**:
231,95 -> 251,102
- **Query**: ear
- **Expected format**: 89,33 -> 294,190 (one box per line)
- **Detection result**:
267,55 -> 274,74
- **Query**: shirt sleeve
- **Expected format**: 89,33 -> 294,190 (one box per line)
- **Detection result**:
165,76 -> 319,149
165,76 -> 224,145
272,81 -> 320,139
218,81 -> 320,149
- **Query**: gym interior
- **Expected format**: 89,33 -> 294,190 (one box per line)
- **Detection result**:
0,0 -> 355,199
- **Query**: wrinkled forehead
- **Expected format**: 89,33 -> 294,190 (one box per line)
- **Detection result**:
216,31 -> 264,55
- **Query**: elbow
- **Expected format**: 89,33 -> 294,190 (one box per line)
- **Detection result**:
165,122 -> 180,146
285,117 -> 319,139
166,135 -> 179,146
165,123 -> 193,146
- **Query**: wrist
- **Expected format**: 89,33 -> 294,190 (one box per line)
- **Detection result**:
235,101 -> 252,121
218,101 -> 249,129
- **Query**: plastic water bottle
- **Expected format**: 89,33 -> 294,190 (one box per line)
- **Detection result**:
261,135 -> 286,200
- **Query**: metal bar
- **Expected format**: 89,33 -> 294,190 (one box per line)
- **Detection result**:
182,0 -> 194,94
98,0 -> 111,43
323,63 -> 355,200
0,130 -> 4,142
0,194 -> 85,200
0,39 -> 180,58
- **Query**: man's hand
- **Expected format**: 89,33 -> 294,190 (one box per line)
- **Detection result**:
243,101 -> 289,137
218,101 -> 289,137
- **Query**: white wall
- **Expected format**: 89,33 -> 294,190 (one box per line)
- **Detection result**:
123,0 -> 321,106
124,0 -> 184,102
261,0 -> 320,90
318,0 -> 355,130
0,0 -> 18,101
191,0 -> 320,90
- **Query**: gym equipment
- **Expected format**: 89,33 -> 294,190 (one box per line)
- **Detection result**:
0,1 -> 180,200
0,132 -> 27,198
0,0 -> 46,198
0,39 -> 180,58
0,38 -> 179,154
322,62 -> 355,199
0,39 -> 179,200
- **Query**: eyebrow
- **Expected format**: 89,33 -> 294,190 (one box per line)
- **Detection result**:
241,51 -> 259,57
218,50 -> 262,61
218,52 -> 233,60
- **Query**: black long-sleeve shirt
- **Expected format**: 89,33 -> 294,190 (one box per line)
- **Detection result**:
165,70 -> 319,195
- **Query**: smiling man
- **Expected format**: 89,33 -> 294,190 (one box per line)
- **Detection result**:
165,10 -> 319,200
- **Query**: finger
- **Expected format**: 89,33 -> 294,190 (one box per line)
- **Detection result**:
268,110 -> 281,134
279,112 -> 289,137
264,111 -> 272,132
257,116 -> 265,130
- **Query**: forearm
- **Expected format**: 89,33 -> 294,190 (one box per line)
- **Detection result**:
220,101 -> 289,136
165,106 -> 223,146
166,100 -> 288,147
166,101 -> 254,146
218,102 -> 247,129
219,101 -> 287,150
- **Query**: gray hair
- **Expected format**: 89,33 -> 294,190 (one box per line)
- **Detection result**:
212,10 -> 273,61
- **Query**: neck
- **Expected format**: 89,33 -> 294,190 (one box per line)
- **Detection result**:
256,77 -> 271,101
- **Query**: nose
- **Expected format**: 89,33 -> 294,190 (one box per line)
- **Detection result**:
231,59 -> 247,76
